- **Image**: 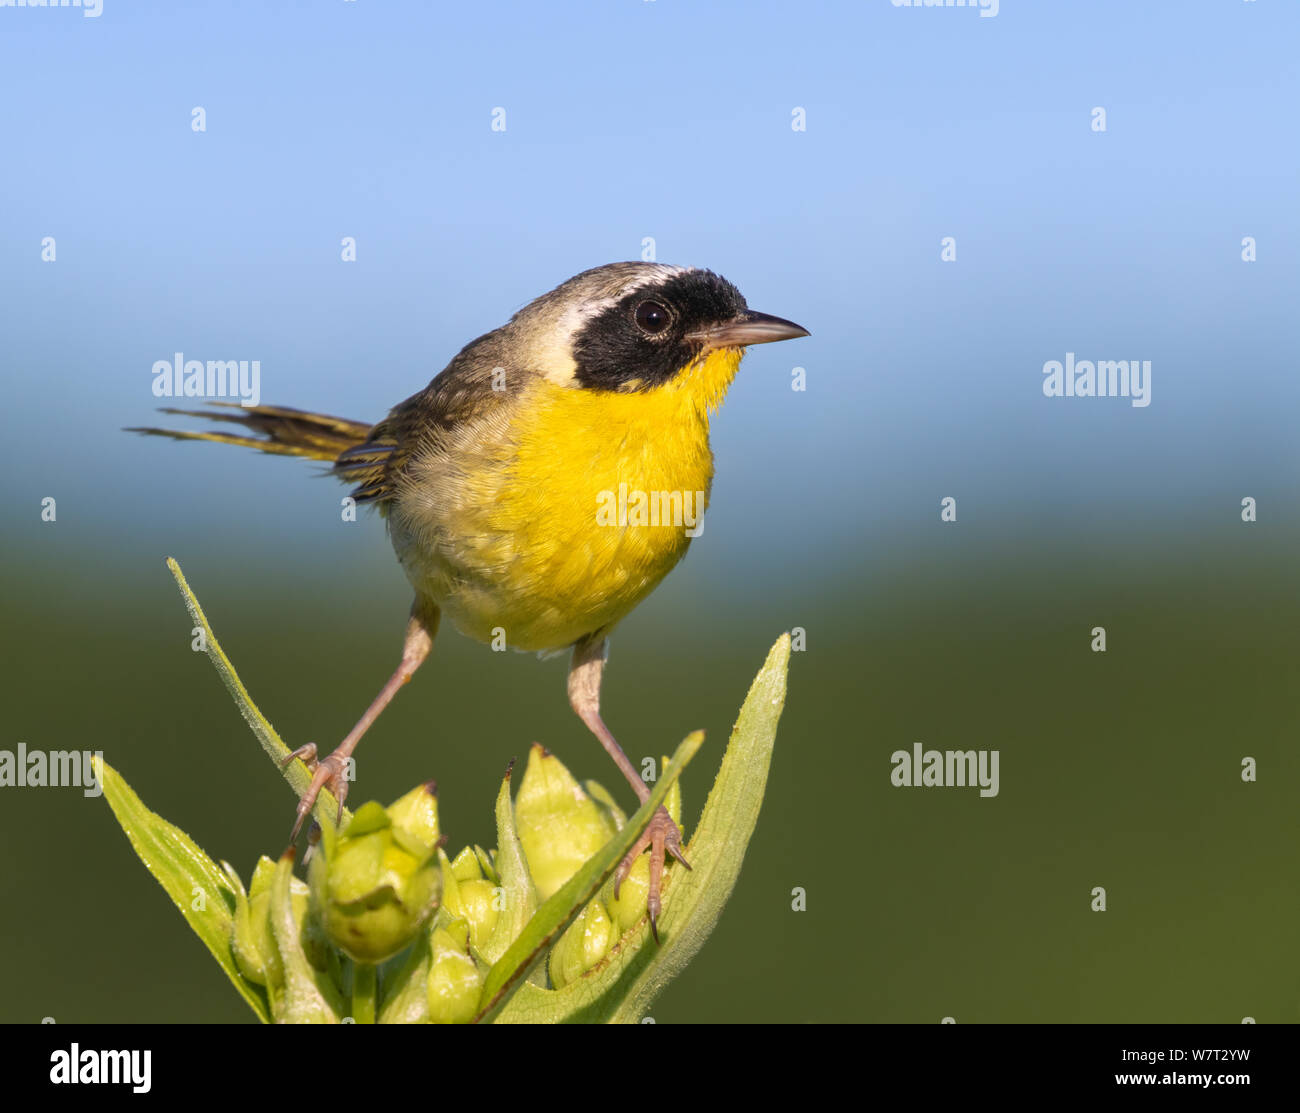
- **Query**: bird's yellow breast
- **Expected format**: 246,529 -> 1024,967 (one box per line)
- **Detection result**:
397,347 -> 743,652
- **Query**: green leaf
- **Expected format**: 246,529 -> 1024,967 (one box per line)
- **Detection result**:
476,729 -> 704,1022
166,557 -> 348,832
603,634 -> 789,1022
268,851 -> 345,1023
475,767 -> 539,967
100,760 -> 271,1023
491,634 -> 790,1023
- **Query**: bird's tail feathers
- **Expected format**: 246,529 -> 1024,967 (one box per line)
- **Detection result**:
126,402 -> 373,463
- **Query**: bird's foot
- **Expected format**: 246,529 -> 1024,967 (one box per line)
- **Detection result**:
615,805 -> 691,942
281,742 -> 352,841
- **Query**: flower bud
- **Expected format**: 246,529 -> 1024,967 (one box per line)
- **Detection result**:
448,845 -> 479,881
426,920 -> 482,1024
385,780 -> 442,852
456,880 -> 500,950
309,791 -> 442,964
228,855 -> 311,987
515,744 -> 617,900
602,853 -> 651,936
228,857 -> 274,986
549,898 -> 615,989
440,847 -> 500,951
582,779 -> 627,829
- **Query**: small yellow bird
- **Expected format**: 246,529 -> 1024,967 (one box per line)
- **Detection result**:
130,262 -> 808,933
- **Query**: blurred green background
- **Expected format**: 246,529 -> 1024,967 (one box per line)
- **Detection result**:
3,510 -> 1296,1023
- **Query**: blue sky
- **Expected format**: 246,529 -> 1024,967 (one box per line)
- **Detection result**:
2,0 -> 1297,582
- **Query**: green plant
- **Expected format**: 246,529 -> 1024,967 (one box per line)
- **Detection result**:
101,559 -> 790,1023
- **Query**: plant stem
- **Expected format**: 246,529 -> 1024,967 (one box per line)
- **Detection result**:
353,962 -> 377,1024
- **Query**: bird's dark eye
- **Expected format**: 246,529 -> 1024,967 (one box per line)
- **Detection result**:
634,300 -> 671,334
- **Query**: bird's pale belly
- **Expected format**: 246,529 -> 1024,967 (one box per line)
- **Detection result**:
389,355 -> 738,653
413,509 -> 697,653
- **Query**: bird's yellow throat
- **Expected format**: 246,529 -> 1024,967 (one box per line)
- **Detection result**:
514,345 -> 744,507
479,346 -> 745,646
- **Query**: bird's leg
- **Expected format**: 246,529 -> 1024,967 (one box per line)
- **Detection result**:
567,635 -> 690,939
283,599 -> 440,840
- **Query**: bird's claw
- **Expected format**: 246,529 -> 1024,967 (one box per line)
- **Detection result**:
615,805 -> 691,942
281,743 -> 351,841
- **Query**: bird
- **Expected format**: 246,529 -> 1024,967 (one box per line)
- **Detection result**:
129,262 -> 809,936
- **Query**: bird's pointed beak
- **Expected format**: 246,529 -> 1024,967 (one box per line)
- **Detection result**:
691,310 -> 810,351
